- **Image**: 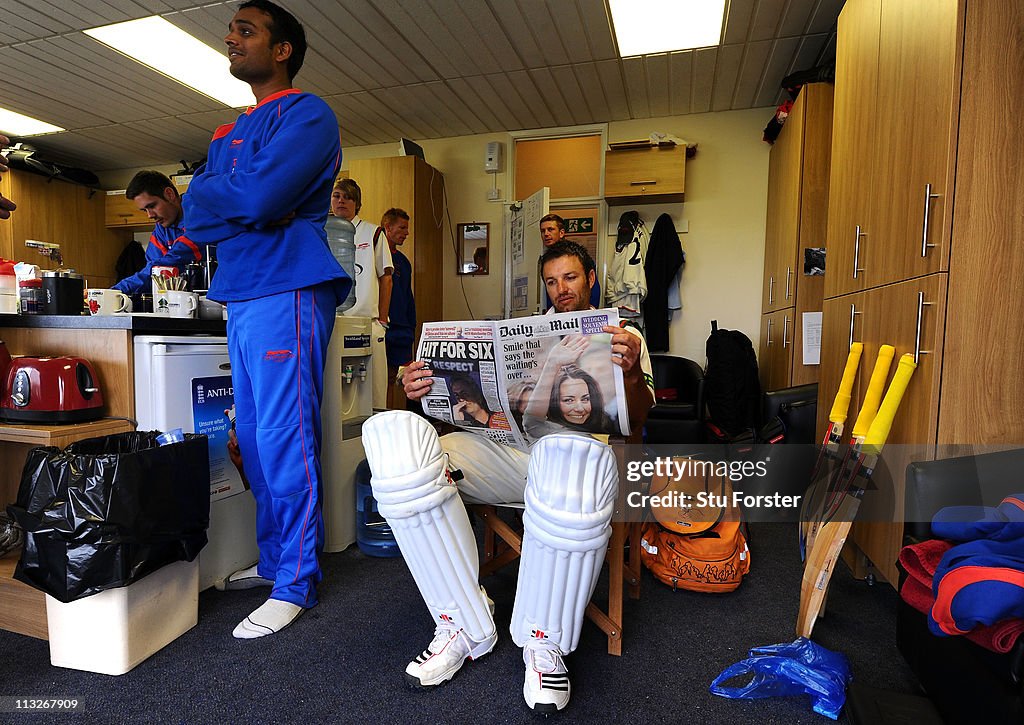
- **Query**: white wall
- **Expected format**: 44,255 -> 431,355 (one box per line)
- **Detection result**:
610,108 -> 772,363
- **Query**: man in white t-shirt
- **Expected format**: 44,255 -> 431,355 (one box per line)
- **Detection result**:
361,241 -> 654,715
331,178 -> 394,409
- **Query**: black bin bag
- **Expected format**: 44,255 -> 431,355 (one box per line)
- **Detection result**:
6,431 -> 210,603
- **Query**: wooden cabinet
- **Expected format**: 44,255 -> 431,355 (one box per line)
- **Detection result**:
825,0 -> 960,298
872,0 -> 959,285
759,83 -> 832,391
603,145 -> 685,206
819,0 -> 1023,584
340,156 -> 444,330
104,184 -> 189,228
937,0 -> 1024,447
0,169 -> 125,287
822,0 -> 881,297
758,308 -> 795,392
817,276 -> 946,584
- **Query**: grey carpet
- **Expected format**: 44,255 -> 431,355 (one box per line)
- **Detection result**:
0,522 -> 919,724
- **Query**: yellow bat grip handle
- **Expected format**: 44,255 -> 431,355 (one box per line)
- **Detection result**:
829,342 -> 864,424
852,344 -> 895,439
863,354 -> 917,453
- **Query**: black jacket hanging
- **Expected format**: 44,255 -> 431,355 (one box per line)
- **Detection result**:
642,213 -> 685,352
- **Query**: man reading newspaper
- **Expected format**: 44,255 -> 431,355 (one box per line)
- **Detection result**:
361,241 -> 654,714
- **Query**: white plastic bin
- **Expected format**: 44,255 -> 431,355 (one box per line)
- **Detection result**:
45,558 -> 199,675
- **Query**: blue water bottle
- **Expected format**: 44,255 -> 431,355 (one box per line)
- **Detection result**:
355,459 -> 400,557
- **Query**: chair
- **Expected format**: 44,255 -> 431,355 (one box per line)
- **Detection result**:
896,449 -> 1024,723
471,432 -> 643,656
645,354 -> 706,444
762,383 -> 818,444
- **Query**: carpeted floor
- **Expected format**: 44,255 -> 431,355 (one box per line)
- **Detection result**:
0,522 -> 919,724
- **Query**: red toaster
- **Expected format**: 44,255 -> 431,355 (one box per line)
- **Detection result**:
1,356 -> 105,424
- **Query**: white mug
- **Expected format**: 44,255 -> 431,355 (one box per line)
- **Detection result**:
165,290 -> 198,318
86,288 -> 131,315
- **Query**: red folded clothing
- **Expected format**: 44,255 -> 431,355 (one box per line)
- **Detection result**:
900,574 -> 935,614
899,539 -> 1024,653
899,538 -> 953,585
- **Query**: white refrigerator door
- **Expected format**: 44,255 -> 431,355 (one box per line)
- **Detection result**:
133,336 -> 258,591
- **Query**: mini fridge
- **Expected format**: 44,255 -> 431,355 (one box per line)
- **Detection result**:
134,335 -> 258,591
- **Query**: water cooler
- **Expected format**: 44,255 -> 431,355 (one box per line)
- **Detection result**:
321,315 -> 373,552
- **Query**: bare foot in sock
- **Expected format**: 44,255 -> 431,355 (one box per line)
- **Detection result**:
232,599 -> 304,639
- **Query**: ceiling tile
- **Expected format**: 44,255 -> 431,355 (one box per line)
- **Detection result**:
644,54 -> 671,118
691,47 -> 720,114
712,44 -> 746,111
668,51 -> 694,116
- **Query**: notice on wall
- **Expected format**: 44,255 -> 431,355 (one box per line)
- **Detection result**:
511,213 -> 525,265
192,375 -> 245,502
802,312 -> 822,366
512,275 -> 529,311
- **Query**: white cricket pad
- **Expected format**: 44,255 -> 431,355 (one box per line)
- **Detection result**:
362,411 -> 496,642
510,433 -> 618,653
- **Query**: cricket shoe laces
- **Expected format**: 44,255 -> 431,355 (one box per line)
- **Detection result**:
523,636 -> 570,713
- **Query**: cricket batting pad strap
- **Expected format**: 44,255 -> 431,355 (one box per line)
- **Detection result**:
511,433 -> 618,654
362,411 -> 495,642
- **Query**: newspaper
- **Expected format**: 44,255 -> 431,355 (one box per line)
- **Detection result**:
416,309 -> 629,451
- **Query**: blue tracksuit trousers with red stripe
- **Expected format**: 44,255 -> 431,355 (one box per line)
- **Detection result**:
228,283 -> 336,608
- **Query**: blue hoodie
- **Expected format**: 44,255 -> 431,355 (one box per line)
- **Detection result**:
183,89 -> 350,304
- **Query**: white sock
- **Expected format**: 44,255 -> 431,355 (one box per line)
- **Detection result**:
232,599 -> 304,639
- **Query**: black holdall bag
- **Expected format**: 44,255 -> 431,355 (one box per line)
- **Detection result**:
704,320 -> 761,441
7,431 -> 210,603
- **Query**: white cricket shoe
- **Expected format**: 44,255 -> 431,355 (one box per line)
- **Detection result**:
404,624 -> 497,688
405,591 -> 497,688
522,637 -> 570,713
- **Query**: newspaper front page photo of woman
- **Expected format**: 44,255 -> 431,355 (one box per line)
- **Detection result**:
523,334 -> 617,438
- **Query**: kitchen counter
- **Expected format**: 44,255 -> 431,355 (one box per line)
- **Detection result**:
0,314 -> 226,334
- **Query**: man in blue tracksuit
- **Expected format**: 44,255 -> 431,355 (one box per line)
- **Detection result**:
182,0 -> 350,639
112,170 -> 201,295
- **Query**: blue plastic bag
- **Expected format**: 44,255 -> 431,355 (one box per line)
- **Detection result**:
709,637 -> 852,720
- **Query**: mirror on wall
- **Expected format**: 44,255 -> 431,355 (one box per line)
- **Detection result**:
457,222 -> 489,275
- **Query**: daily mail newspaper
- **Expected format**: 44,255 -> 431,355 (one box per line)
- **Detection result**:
416,309 -> 629,451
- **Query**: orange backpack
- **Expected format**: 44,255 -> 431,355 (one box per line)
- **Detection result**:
639,458 -> 751,593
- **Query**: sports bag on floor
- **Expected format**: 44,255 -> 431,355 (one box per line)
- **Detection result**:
640,457 -> 751,592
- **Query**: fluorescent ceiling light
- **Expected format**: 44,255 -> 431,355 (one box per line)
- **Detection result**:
0,108 -> 65,136
84,16 -> 255,108
610,0 -> 727,56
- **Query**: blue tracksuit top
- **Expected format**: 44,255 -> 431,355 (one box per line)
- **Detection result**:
112,220 -> 201,295
182,89 -> 350,303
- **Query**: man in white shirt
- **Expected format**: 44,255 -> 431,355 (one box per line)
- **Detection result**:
362,241 -> 654,714
331,178 -> 393,409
